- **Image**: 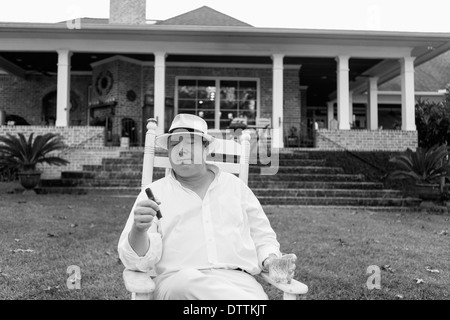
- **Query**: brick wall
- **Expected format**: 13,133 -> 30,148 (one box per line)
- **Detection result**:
283,69 -> 301,137
91,59 -> 144,145
0,125 -> 105,147
117,60 -> 142,143
91,59 -> 120,145
0,125 -> 108,179
0,74 -> 91,126
39,147 -> 127,179
315,129 -> 418,151
91,60 -> 119,105
299,87 -> 308,141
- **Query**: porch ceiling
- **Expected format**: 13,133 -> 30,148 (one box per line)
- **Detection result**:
0,51 -> 382,106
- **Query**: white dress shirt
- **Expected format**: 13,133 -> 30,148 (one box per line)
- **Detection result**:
118,164 -> 281,278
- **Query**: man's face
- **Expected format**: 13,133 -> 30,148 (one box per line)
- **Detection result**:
168,133 -> 207,177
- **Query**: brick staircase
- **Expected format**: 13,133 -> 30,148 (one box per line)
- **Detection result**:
40,149 -> 421,208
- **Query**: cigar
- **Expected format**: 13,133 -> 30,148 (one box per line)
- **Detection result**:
145,187 -> 162,219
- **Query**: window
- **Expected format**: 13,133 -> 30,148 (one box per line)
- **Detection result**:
178,79 -> 216,129
176,78 -> 258,130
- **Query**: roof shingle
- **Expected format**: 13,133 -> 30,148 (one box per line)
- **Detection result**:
379,50 -> 450,91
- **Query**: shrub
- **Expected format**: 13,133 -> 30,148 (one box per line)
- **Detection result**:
388,144 -> 450,184
415,85 -> 450,148
0,132 -> 69,172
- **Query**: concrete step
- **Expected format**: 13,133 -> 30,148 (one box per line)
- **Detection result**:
250,166 -> 344,174
42,178 -> 143,187
82,164 -> 168,172
102,158 -> 145,165
37,186 -> 140,195
257,196 -> 422,207
90,171 -> 144,179
248,173 -> 365,182
61,171 -> 165,180
38,148 -> 419,208
262,152 -> 310,160
91,161 -> 330,171
248,181 -> 384,189
36,186 -> 421,207
275,159 -> 326,166
252,188 -> 402,198
43,179 -> 385,190
60,171 -> 364,183
118,150 -> 166,157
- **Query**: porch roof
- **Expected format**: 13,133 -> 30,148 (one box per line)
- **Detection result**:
0,20 -> 450,105
1,21 -> 450,42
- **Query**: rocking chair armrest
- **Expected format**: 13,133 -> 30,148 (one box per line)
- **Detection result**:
123,269 -> 156,294
260,272 -> 308,295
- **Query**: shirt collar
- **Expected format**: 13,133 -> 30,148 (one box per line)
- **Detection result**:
168,162 -> 221,188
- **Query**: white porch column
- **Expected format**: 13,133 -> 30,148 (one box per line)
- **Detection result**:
336,56 -> 350,130
349,90 -> 354,127
154,52 -> 167,135
400,57 -> 416,131
272,54 -> 284,148
56,49 -> 72,127
368,77 -> 379,130
327,102 -> 334,128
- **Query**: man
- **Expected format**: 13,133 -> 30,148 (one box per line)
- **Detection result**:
118,114 -> 295,300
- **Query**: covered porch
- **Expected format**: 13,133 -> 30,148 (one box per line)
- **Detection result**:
1,22 -> 450,152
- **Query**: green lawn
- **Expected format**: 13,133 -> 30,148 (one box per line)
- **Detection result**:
0,183 -> 449,300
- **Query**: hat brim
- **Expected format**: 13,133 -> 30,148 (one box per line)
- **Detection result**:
155,131 -> 218,153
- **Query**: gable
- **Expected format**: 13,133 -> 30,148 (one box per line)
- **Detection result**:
156,6 -> 252,27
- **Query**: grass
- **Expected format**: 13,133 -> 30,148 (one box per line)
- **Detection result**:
262,206 -> 449,300
0,182 -> 449,300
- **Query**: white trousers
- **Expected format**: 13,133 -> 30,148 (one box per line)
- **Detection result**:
154,268 -> 268,300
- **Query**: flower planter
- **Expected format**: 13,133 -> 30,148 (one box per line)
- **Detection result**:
17,171 -> 42,190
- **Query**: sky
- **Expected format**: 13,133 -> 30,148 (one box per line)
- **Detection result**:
0,0 -> 450,33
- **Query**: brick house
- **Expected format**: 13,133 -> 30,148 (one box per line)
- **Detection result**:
1,0 -> 450,179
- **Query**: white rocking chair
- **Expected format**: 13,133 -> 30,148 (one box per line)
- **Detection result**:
122,119 -> 308,300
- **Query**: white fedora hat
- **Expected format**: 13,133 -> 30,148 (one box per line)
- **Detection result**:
155,114 -> 218,152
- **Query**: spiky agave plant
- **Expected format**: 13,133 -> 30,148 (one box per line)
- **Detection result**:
389,143 -> 450,184
0,132 -> 69,172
